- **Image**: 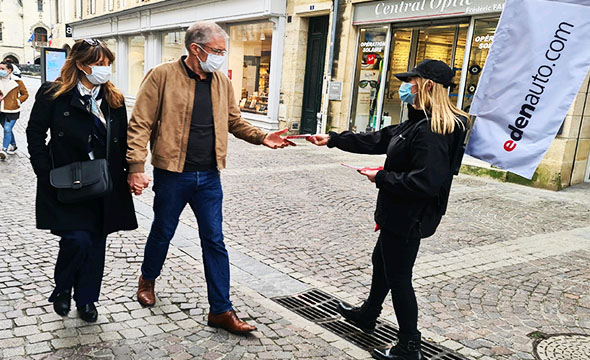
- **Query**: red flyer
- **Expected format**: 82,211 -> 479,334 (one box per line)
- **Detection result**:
285,134 -> 313,139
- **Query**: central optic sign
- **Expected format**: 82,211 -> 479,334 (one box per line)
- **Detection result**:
353,0 -> 506,24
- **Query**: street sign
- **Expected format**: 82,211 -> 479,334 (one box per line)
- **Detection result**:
40,47 -> 68,83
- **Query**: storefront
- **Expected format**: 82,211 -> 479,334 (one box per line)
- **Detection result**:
349,0 -> 505,132
69,0 -> 286,130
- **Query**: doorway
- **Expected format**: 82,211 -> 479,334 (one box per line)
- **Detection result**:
301,16 -> 329,134
381,23 -> 468,128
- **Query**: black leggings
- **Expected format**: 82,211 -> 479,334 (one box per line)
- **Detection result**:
365,230 -> 421,335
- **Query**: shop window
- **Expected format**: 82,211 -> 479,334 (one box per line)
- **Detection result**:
102,38 -> 117,82
128,35 -> 145,96
161,31 -> 185,63
415,24 -> 468,106
350,27 -> 388,132
228,22 -> 273,116
462,18 -> 499,113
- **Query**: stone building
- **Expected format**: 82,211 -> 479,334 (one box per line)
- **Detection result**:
279,0 -> 590,190
0,0 -> 53,65
51,0 -> 590,189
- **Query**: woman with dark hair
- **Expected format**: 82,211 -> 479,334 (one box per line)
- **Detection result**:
308,60 -> 470,360
26,39 -> 137,322
0,61 -> 29,159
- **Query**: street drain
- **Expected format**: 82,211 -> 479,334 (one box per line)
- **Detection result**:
273,289 -> 468,359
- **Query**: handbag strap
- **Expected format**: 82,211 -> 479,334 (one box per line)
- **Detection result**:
105,106 -> 111,162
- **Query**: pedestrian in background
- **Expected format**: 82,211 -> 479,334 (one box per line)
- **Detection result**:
308,60 -> 469,360
127,21 -> 294,335
0,61 -> 28,159
26,39 -> 137,322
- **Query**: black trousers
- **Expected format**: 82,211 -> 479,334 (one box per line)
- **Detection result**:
365,229 -> 421,336
48,230 -> 107,307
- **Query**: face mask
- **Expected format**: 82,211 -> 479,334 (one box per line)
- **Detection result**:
196,44 -> 225,73
83,65 -> 112,85
0,70 -> 8,78
398,82 -> 416,105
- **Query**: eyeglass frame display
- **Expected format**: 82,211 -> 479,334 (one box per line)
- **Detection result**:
349,15 -> 500,132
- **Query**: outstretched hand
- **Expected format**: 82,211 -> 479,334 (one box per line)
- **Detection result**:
263,128 -> 296,149
306,134 -> 330,146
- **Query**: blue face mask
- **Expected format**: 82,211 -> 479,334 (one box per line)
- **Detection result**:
0,70 -> 8,78
398,82 -> 416,104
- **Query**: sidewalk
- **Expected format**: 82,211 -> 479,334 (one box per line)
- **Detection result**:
1,77 -> 589,359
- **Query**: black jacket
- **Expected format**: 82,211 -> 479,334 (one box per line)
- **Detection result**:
26,82 -> 138,235
328,106 -> 467,240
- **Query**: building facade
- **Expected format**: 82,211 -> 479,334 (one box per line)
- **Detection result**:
51,0 -> 590,189
53,0 -> 286,131
0,0 -> 53,65
278,0 -> 590,189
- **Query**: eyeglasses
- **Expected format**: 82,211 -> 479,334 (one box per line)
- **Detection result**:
359,80 -> 378,89
197,43 -> 226,56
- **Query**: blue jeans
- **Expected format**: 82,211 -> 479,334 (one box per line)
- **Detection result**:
1,114 -> 16,149
141,168 -> 232,314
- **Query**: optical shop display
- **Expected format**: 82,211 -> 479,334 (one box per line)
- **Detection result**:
229,22 -> 273,116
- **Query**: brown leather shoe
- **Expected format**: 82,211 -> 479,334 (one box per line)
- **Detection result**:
137,275 -> 155,306
207,310 -> 256,334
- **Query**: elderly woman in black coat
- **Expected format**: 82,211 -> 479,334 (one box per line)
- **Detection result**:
26,39 -> 137,322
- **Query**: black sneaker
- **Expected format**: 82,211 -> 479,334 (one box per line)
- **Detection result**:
336,301 -> 379,334
372,333 -> 424,360
7,145 -> 17,155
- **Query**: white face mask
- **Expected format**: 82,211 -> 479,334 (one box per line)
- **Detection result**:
83,65 -> 112,85
196,44 -> 225,73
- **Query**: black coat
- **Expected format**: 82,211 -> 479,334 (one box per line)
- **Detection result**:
328,106 -> 467,240
26,82 -> 138,235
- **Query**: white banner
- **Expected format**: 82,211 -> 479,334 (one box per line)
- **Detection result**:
466,0 -> 590,179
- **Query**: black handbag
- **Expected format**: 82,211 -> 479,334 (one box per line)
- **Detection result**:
49,108 -> 113,204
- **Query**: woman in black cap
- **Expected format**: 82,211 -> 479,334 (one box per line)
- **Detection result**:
307,59 -> 470,360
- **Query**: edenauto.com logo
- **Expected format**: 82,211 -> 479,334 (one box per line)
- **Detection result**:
504,22 -> 573,152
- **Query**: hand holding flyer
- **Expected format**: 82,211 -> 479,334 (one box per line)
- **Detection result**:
340,163 -> 383,172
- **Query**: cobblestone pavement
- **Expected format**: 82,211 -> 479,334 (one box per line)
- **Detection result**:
0,77 -> 589,359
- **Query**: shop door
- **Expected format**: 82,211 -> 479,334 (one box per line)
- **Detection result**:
381,23 -> 468,128
301,16 -> 329,134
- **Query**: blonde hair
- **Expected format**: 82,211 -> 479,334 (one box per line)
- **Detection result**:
50,39 -> 125,109
414,77 -> 470,135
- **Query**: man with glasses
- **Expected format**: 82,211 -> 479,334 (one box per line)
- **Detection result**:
126,21 -> 293,334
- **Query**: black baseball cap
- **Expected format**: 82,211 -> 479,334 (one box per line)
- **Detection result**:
394,59 -> 455,88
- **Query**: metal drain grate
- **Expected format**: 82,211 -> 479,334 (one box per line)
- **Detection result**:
273,289 -> 468,360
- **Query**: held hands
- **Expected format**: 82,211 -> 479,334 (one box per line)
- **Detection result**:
263,128 -> 296,149
306,134 -> 330,146
127,172 -> 151,195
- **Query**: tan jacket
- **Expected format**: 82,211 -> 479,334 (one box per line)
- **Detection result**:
127,58 -> 267,173
0,77 -> 29,113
